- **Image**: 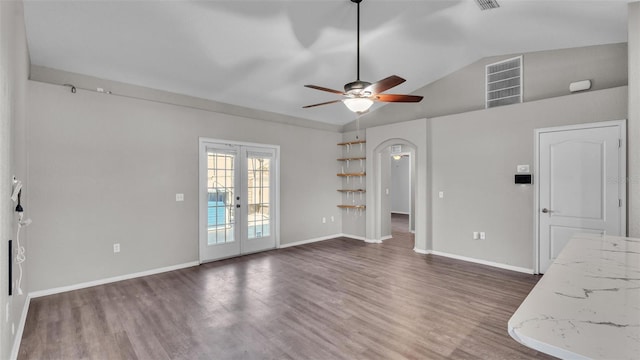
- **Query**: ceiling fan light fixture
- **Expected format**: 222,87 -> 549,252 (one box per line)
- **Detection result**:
343,97 -> 374,113
302,0 -> 422,111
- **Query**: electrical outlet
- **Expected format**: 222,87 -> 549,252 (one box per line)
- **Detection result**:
480,232 -> 486,240
473,232 -> 479,240
322,217 -> 326,224
113,243 -> 120,253
439,191 -> 444,199
176,193 -> 184,202
330,216 -> 335,222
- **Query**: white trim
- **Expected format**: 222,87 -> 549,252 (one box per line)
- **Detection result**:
283,233 -> 369,243
413,247 -> 431,255
430,250 -> 533,274
380,235 -> 393,241
29,261 -> 199,298
365,239 -> 382,243
10,296 -> 31,360
341,233 -> 367,241
277,234 -> 342,249
533,120 -> 627,274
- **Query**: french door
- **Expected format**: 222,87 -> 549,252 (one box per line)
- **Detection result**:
199,139 -> 278,262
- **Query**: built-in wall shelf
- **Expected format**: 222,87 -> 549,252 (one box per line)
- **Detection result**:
337,205 -> 366,210
338,139 -> 366,211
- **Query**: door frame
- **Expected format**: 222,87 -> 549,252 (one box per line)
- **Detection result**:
198,137 -> 280,264
372,139 -> 417,244
533,120 -> 626,274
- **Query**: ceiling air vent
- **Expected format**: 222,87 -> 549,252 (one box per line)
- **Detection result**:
475,0 -> 500,11
486,56 -> 522,109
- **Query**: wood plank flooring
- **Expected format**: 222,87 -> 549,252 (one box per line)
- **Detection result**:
19,215 -> 553,359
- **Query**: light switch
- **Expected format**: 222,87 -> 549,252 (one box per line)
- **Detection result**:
439,191 -> 444,199
385,188 -> 389,195
517,165 -> 530,173
176,193 -> 184,201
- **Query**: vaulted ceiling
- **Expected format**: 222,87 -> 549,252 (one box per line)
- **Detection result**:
23,0 -> 631,125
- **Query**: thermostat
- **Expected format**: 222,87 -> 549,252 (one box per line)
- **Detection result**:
515,174 -> 532,184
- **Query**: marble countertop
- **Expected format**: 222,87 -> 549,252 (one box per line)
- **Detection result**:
508,233 -> 640,359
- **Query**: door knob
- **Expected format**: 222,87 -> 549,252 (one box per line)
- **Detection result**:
542,208 -> 550,213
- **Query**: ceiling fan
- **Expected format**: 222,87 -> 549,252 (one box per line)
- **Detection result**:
303,0 -> 423,114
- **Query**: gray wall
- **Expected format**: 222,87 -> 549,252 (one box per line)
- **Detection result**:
0,0 -> 30,358
431,86 -> 628,270
391,155 -> 411,214
344,43 -> 628,132
26,81 -> 342,292
629,2 -> 640,238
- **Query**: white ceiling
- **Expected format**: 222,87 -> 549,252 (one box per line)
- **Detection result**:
23,0 -> 631,126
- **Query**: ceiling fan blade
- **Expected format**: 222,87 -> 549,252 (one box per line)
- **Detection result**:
302,99 -> 343,108
364,75 -> 406,94
375,94 -> 423,103
304,84 -> 345,95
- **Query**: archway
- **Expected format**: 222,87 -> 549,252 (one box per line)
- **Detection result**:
364,118 -> 430,253
371,138 -> 417,246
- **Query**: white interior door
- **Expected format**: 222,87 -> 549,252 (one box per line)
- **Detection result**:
537,121 -> 625,273
199,140 -> 278,262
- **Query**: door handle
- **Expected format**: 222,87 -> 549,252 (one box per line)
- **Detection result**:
236,204 -> 241,208
542,208 -> 551,213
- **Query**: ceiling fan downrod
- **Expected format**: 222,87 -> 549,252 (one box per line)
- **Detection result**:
345,0 -> 370,94
353,0 -> 362,81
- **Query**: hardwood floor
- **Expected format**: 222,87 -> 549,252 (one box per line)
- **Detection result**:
19,215 -> 552,359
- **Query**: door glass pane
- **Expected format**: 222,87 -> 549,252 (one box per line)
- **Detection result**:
207,151 -> 235,245
247,156 -> 271,239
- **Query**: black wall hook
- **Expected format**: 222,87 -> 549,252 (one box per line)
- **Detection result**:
64,84 -> 77,93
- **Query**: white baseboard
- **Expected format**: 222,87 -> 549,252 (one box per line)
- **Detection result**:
380,235 -> 393,241
340,233 -> 367,241
413,247 -> 431,255
29,261 -> 200,299
365,238 -> 382,243
10,295 -> 31,360
430,250 -> 534,274
278,233 -> 342,249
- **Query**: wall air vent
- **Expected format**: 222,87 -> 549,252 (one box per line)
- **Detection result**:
475,0 -> 500,11
486,56 -> 522,108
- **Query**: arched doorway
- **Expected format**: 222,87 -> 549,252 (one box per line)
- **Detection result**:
364,118 -> 430,253
371,139 -> 416,247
